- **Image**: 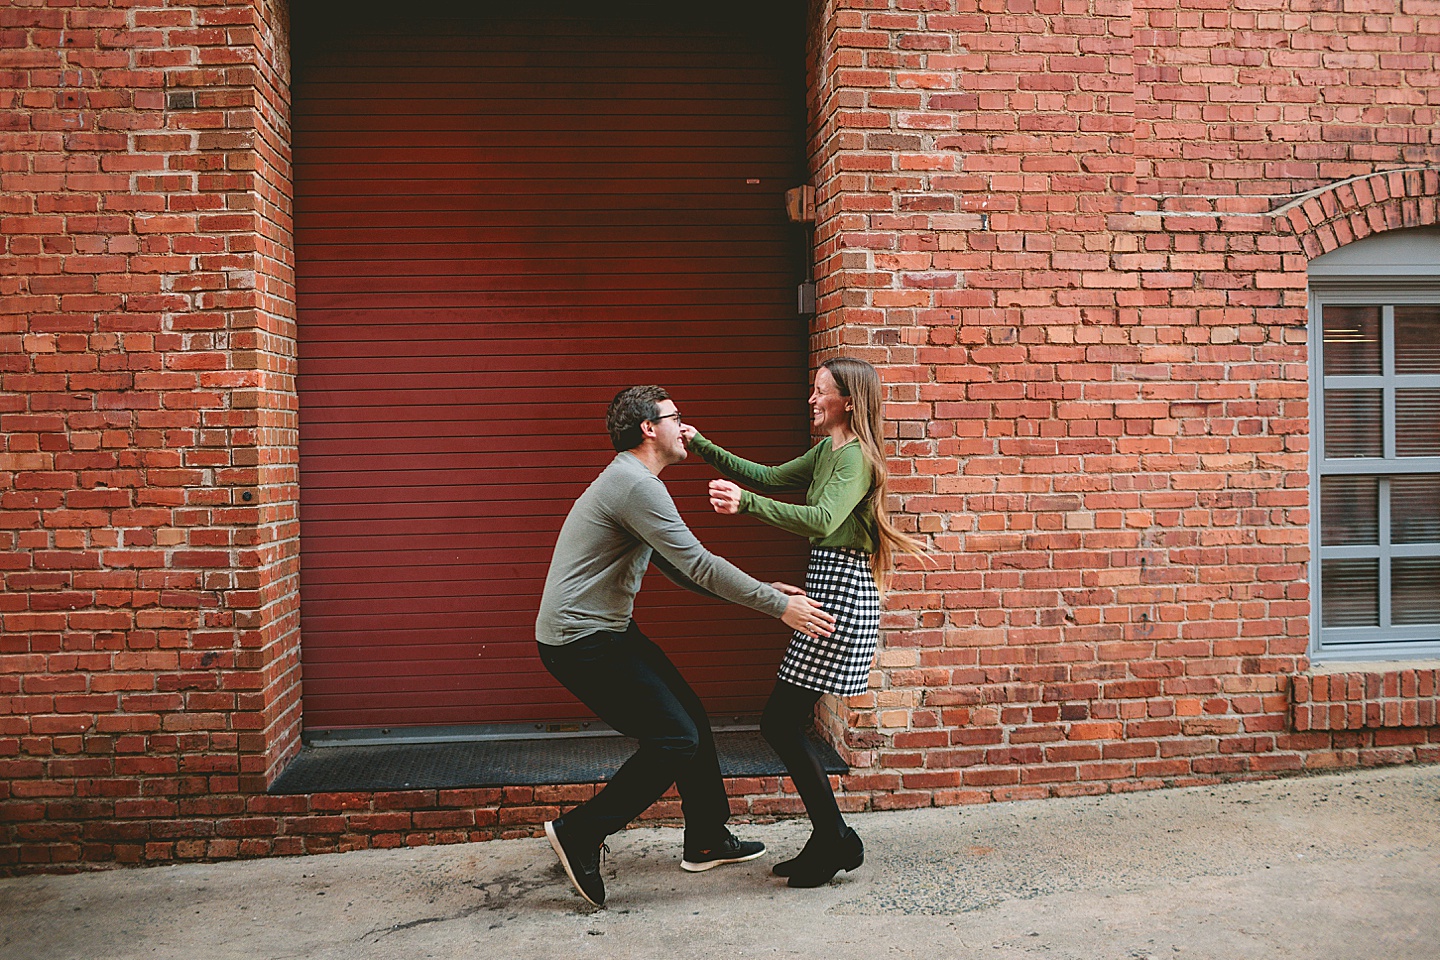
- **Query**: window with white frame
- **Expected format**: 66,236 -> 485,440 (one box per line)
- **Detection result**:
1309,228 -> 1440,660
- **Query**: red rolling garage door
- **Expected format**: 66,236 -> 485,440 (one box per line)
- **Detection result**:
292,4 -> 809,730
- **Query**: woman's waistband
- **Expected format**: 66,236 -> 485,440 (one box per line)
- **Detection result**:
811,545 -> 871,561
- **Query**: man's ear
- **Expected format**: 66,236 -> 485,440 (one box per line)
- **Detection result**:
639,419 -> 658,440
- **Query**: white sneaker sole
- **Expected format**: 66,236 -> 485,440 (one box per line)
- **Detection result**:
680,845 -> 766,873
546,820 -> 603,906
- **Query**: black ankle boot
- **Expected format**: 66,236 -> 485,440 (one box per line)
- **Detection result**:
771,830 -> 826,878
785,827 -> 863,888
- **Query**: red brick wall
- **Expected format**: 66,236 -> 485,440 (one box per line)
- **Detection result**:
228,0 -> 300,796
1,0 -> 299,869
2,0 -> 1438,871
802,0 -> 1440,805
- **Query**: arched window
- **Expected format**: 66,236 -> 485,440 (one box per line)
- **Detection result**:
1309,227 -> 1440,660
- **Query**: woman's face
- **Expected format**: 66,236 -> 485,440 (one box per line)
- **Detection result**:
809,365 -> 852,434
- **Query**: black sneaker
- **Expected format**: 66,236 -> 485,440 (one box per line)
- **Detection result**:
680,828 -> 766,873
545,817 -> 606,907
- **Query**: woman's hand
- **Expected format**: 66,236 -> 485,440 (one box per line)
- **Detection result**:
680,424 -> 698,443
708,479 -> 742,515
781,594 -> 837,639
770,581 -> 805,596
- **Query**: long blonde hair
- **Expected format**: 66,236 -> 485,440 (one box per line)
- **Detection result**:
822,358 -> 926,591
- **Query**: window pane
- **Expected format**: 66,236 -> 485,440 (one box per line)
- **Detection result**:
1395,305 -> 1440,375
1324,390 -> 1383,458
1321,559 -> 1379,627
1393,476 -> 1440,544
1396,389 -> 1440,457
1323,305 -> 1382,376
1392,558 -> 1440,625
1321,476 -> 1378,545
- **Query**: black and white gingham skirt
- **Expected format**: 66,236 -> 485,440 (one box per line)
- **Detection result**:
777,546 -> 881,697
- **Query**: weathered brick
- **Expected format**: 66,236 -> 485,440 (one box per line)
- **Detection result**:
3,0 -> 1438,875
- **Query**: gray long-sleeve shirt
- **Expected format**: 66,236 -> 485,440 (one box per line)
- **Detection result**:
535,452 -> 790,646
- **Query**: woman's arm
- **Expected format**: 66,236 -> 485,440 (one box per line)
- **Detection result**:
713,443 -> 872,540
685,429 -> 817,492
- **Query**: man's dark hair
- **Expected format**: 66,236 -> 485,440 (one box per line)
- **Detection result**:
606,385 -> 670,452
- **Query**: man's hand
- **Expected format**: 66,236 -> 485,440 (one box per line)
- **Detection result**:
782,594 -> 836,639
708,479 -> 742,515
770,581 -> 806,596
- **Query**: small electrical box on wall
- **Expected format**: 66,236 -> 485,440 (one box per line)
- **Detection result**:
785,185 -> 815,223
797,281 -> 816,315
788,184 -> 816,315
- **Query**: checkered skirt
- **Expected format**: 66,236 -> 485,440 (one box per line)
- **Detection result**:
777,546 -> 881,697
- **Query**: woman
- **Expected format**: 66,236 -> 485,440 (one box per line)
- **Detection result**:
682,358 -> 924,888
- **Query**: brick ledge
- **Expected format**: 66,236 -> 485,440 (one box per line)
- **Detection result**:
1292,663 -> 1440,731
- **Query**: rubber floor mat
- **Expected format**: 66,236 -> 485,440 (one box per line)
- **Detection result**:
268,730 -> 846,794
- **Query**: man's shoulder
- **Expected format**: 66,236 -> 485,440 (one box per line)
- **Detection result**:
588,453 -> 668,505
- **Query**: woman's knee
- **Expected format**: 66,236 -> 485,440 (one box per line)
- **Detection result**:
761,700 -> 804,750
761,722 -> 798,755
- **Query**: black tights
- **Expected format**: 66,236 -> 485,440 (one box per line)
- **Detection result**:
760,679 -> 845,839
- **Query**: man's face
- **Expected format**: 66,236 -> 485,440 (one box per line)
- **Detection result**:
647,399 -> 688,465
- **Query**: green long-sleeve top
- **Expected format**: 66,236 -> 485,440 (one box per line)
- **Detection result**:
687,431 -> 877,553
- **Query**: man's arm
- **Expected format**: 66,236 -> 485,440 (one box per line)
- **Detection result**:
650,550 -> 724,601
612,468 -> 836,638
619,472 -> 790,618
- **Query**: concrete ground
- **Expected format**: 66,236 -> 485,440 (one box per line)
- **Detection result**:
2,764 -> 1438,960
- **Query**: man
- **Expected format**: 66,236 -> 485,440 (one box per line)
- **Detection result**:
536,385 -> 837,907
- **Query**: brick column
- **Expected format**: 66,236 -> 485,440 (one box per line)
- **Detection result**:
0,0 -> 297,868
809,0 -> 1145,804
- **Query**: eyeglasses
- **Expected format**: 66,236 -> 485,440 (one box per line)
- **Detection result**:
650,412 -> 683,424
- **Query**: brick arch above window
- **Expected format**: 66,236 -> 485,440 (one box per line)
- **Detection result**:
1280,166 -> 1440,263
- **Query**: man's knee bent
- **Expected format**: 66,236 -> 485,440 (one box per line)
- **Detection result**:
641,725 -> 701,765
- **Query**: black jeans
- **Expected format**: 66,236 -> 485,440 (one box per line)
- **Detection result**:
537,622 -> 731,849
760,678 -> 845,838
